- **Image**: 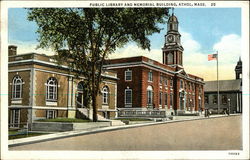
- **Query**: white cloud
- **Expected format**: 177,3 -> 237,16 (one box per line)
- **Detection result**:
108,43 -> 162,62
11,32 -> 241,81
213,34 -> 241,64
9,40 -> 54,56
181,31 -> 201,53
184,33 -> 241,81
109,32 -> 241,81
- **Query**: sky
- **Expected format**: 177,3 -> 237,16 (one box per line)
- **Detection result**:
8,8 -> 241,81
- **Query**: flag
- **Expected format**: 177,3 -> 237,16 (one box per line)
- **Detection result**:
208,54 -> 217,61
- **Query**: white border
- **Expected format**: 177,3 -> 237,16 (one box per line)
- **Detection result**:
1,1 -> 249,160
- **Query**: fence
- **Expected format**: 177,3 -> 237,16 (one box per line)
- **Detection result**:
118,109 -> 166,118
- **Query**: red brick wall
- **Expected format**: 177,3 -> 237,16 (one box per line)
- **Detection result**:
114,66 -> 143,108
107,56 -> 205,112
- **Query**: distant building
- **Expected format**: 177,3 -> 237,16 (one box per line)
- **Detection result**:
204,58 -> 242,113
8,45 -> 118,128
105,13 -> 205,116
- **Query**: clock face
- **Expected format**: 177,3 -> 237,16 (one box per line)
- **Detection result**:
167,35 -> 174,42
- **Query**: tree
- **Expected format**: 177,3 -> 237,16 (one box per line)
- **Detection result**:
27,8 -> 170,122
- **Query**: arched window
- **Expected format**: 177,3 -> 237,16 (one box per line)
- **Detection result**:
76,82 -> 84,107
102,86 -> 109,105
46,77 -> 57,101
147,86 -> 153,106
125,88 -> 132,106
12,76 -> 23,99
167,53 -> 173,64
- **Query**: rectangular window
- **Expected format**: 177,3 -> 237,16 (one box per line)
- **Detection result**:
205,95 -> 209,104
10,109 -> 20,128
170,79 -> 173,87
148,71 -> 153,82
165,78 -> 168,86
159,92 -> 162,105
165,93 -> 168,107
180,80 -> 183,89
160,75 -> 163,84
170,93 -> 173,108
47,110 -> 56,119
222,95 -> 227,104
125,89 -> 132,106
125,70 -> 132,81
213,95 -> 217,104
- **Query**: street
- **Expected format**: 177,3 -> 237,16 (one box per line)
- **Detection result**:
10,115 -> 242,150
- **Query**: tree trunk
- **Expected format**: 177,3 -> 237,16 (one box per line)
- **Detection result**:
91,60 -> 98,122
92,92 -> 98,122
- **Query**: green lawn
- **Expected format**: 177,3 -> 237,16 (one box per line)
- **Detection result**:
9,132 -> 47,140
9,130 -> 19,135
36,118 -> 92,123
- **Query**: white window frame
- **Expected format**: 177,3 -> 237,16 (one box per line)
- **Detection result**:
170,93 -> 173,109
147,86 -> 153,106
180,80 -> 184,89
10,109 -> 20,128
125,70 -> 132,81
102,86 -> 109,105
160,75 -> 163,85
46,77 -> 58,101
76,82 -> 84,107
165,78 -> 168,86
125,89 -> 132,107
47,110 -> 56,119
148,71 -> 153,82
12,76 -> 23,99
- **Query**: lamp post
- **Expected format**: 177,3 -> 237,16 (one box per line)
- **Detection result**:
227,98 -> 231,115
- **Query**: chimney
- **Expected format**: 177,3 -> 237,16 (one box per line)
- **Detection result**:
8,45 -> 17,56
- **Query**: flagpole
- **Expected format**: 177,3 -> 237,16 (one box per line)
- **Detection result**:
217,51 -> 219,114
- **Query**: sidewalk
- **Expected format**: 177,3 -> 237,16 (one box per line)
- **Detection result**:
9,114 -> 240,147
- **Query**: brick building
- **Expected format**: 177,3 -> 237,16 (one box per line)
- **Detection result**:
105,13 -> 205,116
8,45 -> 118,128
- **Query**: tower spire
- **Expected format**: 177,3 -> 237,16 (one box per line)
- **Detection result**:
163,13 -> 184,67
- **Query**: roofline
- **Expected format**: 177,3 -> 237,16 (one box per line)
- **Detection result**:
9,59 -> 118,80
8,52 -> 53,58
205,79 -> 241,82
204,90 -> 242,93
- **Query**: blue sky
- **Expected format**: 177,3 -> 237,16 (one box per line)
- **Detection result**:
8,8 -> 241,80
149,8 -> 241,52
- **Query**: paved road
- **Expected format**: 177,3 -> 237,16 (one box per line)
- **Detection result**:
10,115 -> 242,150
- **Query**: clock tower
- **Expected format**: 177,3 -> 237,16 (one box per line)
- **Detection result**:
162,12 -> 184,67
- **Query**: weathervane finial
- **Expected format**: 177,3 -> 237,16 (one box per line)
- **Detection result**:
172,7 -> 174,15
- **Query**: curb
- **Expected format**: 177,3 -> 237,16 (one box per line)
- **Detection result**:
9,114 -> 241,147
